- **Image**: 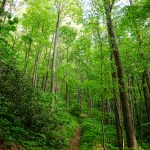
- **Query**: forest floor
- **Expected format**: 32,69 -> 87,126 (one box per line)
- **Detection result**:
0,126 -> 83,150
70,126 -> 82,150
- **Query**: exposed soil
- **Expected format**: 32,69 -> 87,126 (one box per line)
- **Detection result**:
70,126 -> 82,150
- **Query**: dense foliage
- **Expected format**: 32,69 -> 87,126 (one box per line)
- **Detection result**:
0,0 -> 150,150
0,62 -> 78,149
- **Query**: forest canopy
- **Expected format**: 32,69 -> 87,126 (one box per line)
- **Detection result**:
0,0 -> 150,150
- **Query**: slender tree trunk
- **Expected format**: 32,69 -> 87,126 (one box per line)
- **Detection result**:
105,100 -> 111,125
24,51 -> 29,80
32,49 -> 40,88
43,34 -> 54,91
111,54 -> 124,150
42,74 -> 45,90
24,39 -> 32,80
142,73 -> 150,122
131,76 -> 143,146
132,75 -> 144,146
66,82 -> 69,106
103,0 -> 137,149
66,47 -> 69,107
129,76 -> 135,127
76,62 -> 80,102
114,97 -> 124,150
145,70 -> 150,93
101,96 -> 106,150
51,4 -> 61,111
42,47 -> 48,90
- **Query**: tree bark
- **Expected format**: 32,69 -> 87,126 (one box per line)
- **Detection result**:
114,97 -> 124,150
105,100 -> 111,125
103,0 -> 137,149
42,46 -> 48,90
142,73 -> 150,122
111,54 -> 124,150
51,4 -> 61,111
43,34 -> 54,91
66,47 -> 69,107
101,96 -> 106,150
145,70 -> 150,93
24,39 -> 32,80
32,49 -> 40,88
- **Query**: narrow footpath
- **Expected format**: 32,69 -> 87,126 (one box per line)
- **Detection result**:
70,126 -> 82,150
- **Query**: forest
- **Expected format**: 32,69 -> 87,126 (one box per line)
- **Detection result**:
0,0 -> 150,150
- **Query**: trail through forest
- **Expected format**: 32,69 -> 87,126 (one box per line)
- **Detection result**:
1,0 -> 150,149
70,126 -> 82,150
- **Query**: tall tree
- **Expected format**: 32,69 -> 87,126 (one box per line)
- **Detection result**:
102,0 -> 137,149
51,3 -> 61,111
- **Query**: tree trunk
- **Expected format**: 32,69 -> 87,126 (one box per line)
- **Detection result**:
24,51 -> 29,80
76,62 -> 80,102
101,96 -> 106,150
103,0 -> 137,149
114,97 -> 124,150
66,47 -> 69,107
66,82 -> 69,107
43,34 -> 54,91
41,47 -> 48,90
142,73 -> 150,122
145,70 -> 150,93
111,54 -> 124,150
24,39 -> 32,80
32,49 -> 40,88
105,100 -> 111,125
51,4 -> 61,111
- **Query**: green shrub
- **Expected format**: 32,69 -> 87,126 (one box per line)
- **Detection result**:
69,102 -> 81,118
0,63 -> 78,149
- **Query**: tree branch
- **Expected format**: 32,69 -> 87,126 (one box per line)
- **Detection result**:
110,0 -> 115,12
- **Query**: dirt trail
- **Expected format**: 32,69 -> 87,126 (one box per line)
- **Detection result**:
70,126 -> 82,150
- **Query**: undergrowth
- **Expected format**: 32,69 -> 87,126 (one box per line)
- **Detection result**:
0,62 -> 78,150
